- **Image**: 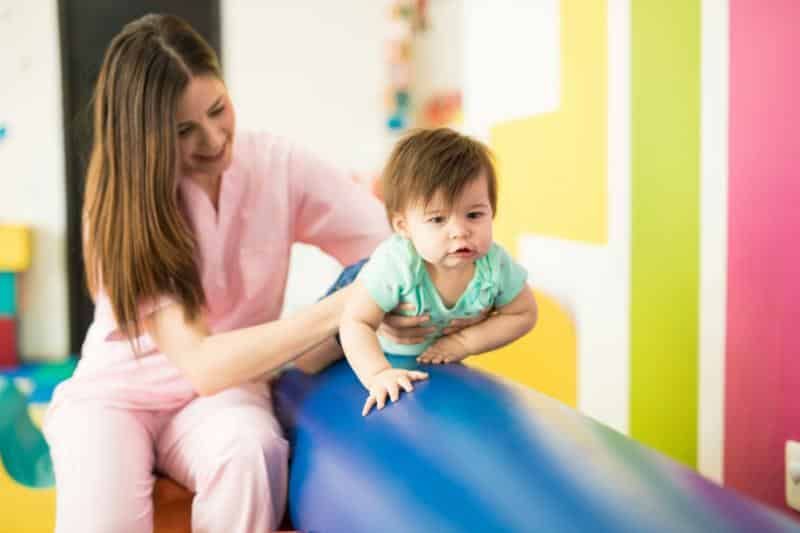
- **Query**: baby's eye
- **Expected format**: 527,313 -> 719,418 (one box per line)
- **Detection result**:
428,216 -> 445,224
467,211 -> 485,219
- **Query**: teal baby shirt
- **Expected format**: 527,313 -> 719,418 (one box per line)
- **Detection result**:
357,234 -> 528,357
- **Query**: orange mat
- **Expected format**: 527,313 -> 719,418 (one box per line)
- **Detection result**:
152,477 -> 297,533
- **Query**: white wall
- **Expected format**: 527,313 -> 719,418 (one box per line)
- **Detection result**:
222,1 -> 393,313
0,1 -> 69,361
413,0 -> 463,119
698,0 -> 729,484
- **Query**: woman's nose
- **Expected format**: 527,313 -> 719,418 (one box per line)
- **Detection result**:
201,124 -> 224,150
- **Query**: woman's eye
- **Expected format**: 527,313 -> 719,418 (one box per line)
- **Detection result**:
178,126 -> 193,137
210,106 -> 225,116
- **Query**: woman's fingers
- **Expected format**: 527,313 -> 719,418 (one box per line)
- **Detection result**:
384,313 -> 433,329
377,319 -> 434,344
379,306 -> 437,344
448,311 -> 489,329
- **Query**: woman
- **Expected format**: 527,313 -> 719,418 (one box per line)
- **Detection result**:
43,13 -> 453,532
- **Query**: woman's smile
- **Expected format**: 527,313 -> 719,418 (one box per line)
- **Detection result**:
194,141 -> 227,163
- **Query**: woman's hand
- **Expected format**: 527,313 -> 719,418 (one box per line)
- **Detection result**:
362,367 -> 429,416
376,303 -> 435,345
377,304 -> 492,344
439,308 -> 493,335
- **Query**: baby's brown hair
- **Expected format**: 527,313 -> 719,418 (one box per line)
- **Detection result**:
381,128 -> 497,220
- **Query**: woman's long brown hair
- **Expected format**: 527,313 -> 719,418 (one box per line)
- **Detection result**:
83,14 -> 221,342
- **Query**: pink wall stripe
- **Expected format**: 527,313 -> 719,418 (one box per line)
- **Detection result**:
726,0 -> 800,514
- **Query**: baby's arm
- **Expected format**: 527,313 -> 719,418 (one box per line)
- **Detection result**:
418,287 -> 538,364
341,280 -> 428,415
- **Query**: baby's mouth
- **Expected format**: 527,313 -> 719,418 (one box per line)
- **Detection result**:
451,247 -> 475,255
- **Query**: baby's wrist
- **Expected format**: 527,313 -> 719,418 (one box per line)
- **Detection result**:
364,363 -> 392,386
451,330 -> 473,350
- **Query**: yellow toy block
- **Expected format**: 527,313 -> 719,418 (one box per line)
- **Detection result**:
0,463 -> 56,533
0,390 -> 55,533
0,225 -> 32,272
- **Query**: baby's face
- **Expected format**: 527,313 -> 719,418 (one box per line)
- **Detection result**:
395,173 -> 494,271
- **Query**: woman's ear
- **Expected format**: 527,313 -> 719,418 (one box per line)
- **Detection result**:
392,214 -> 410,238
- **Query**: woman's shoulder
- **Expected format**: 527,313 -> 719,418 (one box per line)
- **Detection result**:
232,129 -> 292,164
229,130 -> 300,193
233,130 -> 329,179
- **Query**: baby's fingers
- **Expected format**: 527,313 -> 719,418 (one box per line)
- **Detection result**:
398,375 -> 415,393
388,381 -> 401,403
362,394 -> 377,416
375,389 -> 388,411
417,351 -> 436,363
408,370 -> 429,381
424,352 -> 445,364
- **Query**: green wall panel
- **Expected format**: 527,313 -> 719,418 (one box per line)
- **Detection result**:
630,0 -> 701,467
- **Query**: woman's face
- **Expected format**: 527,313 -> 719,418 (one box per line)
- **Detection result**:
175,75 -> 236,186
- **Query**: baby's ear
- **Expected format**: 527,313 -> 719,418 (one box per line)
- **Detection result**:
391,214 -> 410,238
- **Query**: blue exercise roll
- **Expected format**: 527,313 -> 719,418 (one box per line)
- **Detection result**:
273,361 -> 800,533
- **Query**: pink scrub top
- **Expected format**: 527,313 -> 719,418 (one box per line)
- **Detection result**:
50,131 -> 391,412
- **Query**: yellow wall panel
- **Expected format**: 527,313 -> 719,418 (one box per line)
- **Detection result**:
491,0 -> 607,245
467,289 -> 577,407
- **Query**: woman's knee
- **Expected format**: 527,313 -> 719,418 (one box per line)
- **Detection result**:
216,422 -> 287,467
196,415 -> 288,486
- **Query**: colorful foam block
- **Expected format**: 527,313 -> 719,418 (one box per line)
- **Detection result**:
0,358 -> 78,403
0,378 -> 56,533
0,225 -> 31,272
0,273 -> 17,315
274,361 -> 800,533
0,318 -> 17,368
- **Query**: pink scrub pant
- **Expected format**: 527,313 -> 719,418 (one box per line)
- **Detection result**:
43,386 -> 288,533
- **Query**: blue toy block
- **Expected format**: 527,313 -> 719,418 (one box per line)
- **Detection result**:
0,358 -> 78,403
0,272 -> 16,315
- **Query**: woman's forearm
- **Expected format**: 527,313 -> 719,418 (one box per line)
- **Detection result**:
292,336 -> 344,374
189,285 -> 353,394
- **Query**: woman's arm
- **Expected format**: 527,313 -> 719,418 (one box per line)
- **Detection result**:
418,288 -> 538,364
292,337 -> 344,374
145,284 -> 355,396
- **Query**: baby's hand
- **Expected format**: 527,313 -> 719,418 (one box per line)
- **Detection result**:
363,368 -> 428,416
417,334 -> 471,365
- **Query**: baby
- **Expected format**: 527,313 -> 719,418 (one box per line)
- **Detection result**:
340,128 -> 538,415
